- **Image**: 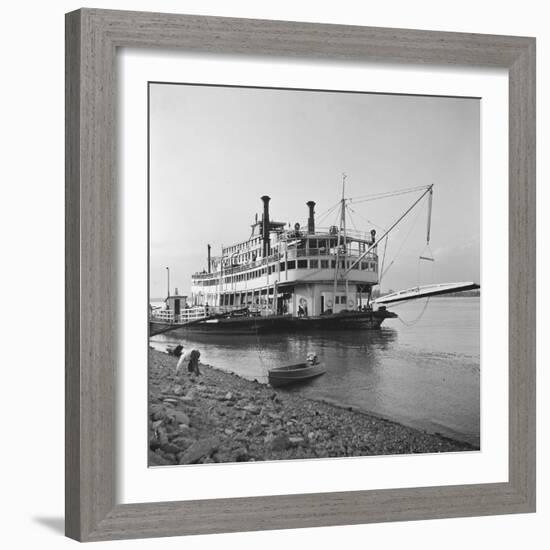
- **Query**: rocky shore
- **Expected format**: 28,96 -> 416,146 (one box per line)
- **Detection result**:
148,349 -> 477,466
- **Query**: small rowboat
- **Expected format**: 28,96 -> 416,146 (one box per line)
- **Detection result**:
268,362 -> 326,387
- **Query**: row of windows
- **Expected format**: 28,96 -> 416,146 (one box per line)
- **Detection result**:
280,259 -> 375,271
194,260 -> 377,287
224,236 -> 263,256
222,237 -> 374,267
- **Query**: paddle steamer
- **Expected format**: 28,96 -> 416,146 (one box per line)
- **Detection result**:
150,182 -> 478,335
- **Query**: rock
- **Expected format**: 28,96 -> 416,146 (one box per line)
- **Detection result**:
171,436 -> 194,449
163,398 -> 178,406
150,404 -> 167,421
172,385 -> 184,396
224,392 -> 235,401
178,437 -> 220,465
157,427 -> 169,446
180,389 -> 196,402
175,425 -> 194,438
243,405 -> 261,415
233,448 -> 249,462
248,423 -> 265,437
168,409 -> 190,426
224,428 -> 234,436
269,433 -> 291,452
160,442 -> 183,455
149,450 -> 171,466
289,436 -> 306,447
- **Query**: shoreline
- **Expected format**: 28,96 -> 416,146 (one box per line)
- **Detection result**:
149,349 -> 478,466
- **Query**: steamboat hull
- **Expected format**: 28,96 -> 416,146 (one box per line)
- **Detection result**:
150,309 -> 396,336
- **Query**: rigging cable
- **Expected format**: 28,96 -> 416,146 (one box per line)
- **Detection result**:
346,204 -> 387,232
349,185 -> 430,204
379,201 -> 426,281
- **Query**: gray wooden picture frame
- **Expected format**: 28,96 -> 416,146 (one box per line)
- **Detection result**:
65,8 -> 536,542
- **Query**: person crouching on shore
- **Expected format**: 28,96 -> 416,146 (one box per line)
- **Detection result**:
176,348 -> 201,378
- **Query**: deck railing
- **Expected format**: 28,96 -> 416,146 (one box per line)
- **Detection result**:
151,307 -> 208,324
150,305 -> 272,324
192,249 -> 378,280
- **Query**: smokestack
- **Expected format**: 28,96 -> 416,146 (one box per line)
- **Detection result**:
306,201 -> 316,234
261,195 -> 271,257
207,244 -> 211,274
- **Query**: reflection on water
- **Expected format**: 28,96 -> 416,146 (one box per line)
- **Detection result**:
150,297 -> 480,446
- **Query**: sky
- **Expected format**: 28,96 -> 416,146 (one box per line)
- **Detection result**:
149,83 -> 480,299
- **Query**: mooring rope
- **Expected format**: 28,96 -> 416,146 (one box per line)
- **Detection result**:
395,297 -> 431,327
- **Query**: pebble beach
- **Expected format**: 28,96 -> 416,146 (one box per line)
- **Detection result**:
148,349 -> 477,466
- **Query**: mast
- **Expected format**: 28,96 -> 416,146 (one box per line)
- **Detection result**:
426,185 -> 433,245
333,173 -> 346,310
342,175 -> 349,305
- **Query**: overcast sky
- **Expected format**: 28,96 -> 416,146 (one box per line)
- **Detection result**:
149,83 -> 480,299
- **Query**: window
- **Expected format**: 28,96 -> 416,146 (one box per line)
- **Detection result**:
321,260 -> 329,269
310,259 -> 319,269
361,261 -> 368,270
331,260 -> 336,268
297,260 -> 308,269
351,261 -> 359,269
280,262 -> 286,271
287,260 -> 296,270
335,296 -> 340,304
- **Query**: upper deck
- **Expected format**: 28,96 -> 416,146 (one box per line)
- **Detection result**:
192,225 -> 379,291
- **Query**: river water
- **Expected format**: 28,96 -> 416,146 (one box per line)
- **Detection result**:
149,297 -> 480,446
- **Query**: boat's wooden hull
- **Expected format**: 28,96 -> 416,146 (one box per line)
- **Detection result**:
149,309 -> 397,336
268,363 -> 326,387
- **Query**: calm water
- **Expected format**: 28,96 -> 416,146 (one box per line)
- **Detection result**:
150,297 -> 480,446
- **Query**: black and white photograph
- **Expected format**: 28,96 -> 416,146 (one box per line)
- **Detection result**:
148,82 -> 481,466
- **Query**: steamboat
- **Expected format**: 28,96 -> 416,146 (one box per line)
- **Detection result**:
150,181 -> 478,335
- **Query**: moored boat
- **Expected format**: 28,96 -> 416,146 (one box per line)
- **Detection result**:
150,180 -> 479,336
268,362 -> 326,387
